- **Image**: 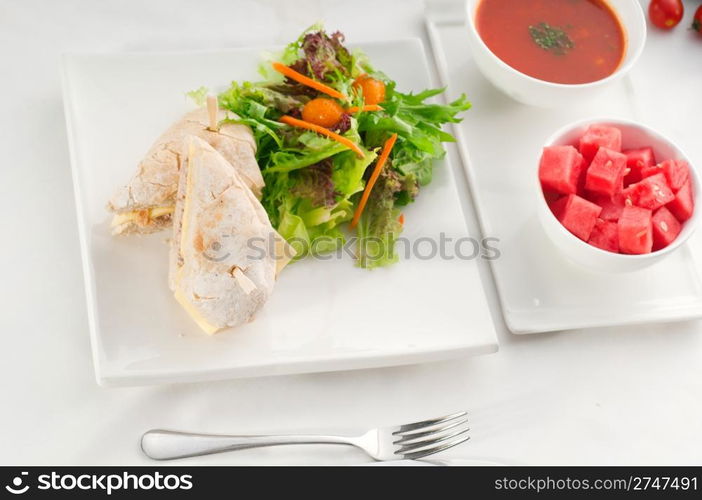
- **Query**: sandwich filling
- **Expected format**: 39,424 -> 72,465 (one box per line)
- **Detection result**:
108,107 -> 264,235
110,206 -> 175,232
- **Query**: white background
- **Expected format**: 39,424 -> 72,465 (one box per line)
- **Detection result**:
1,0 -> 701,465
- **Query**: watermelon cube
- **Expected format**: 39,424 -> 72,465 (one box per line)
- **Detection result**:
652,206 -> 682,251
640,163 -> 663,179
588,219 -> 619,253
590,194 -> 625,222
660,160 -> 690,192
623,147 -> 655,186
539,145 -> 585,195
579,124 -> 622,161
618,206 -> 653,255
667,179 -> 695,222
640,159 -> 689,190
554,194 -> 603,241
623,173 -> 675,210
550,195 -> 568,219
584,147 -> 627,197
544,190 -> 562,205
546,193 -> 564,215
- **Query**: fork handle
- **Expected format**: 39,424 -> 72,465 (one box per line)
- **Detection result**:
141,429 -> 356,460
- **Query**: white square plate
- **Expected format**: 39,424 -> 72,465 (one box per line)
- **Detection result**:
61,38 -> 498,386
428,20 -> 702,334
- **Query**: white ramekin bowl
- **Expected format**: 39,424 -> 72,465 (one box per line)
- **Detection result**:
537,118 -> 700,273
465,0 -> 647,108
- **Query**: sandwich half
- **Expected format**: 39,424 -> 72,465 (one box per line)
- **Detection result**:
170,135 -> 294,334
108,107 -> 265,235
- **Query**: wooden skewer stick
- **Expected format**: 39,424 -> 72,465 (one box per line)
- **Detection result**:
206,94 -> 219,132
231,267 -> 257,295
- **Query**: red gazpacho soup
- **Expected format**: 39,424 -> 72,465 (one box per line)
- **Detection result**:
475,0 -> 626,84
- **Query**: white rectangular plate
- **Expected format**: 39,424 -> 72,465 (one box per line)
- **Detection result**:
62,38 -> 498,386
427,20 -> 702,334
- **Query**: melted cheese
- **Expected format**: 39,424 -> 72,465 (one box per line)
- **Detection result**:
150,206 -> 174,218
173,287 -> 219,335
111,206 -> 174,228
172,140 -> 220,335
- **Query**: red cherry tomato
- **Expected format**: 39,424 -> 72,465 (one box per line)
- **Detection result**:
648,0 -> 684,30
693,5 -> 702,34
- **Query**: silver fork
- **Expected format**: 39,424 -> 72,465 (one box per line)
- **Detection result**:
141,411 -> 470,461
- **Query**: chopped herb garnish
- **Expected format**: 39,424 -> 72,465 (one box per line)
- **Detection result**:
528,22 -> 574,56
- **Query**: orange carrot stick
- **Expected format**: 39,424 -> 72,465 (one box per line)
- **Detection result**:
272,62 -> 347,100
398,213 -> 405,225
346,104 -> 383,114
350,133 -> 398,230
279,115 -> 364,158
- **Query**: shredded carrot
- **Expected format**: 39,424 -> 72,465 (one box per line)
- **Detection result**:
346,104 -> 383,114
350,133 -> 398,230
398,213 -> 405,225
279,115 -> 364,158
272,62 -> 347,100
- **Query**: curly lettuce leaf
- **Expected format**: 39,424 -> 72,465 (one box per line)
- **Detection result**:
266,141 -> 349,173
299,30 -> 352,80
358,84 -> 470,191
290,160 -> 337,208
332,149 -> 377,197
356,169 -> 404,269
218,82 -> 289,153
276,198 -> 349,258
185,86 -> 209,106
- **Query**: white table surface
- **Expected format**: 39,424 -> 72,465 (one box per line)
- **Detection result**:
1,0 -> 701,465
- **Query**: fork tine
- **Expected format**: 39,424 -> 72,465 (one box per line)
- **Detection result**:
392,411 -> 468,435
399,433 -> 471,461
393,417 -> 469,444
396,424 -> 470,453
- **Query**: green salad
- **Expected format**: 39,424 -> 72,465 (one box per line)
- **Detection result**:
214,25 -> 471,268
